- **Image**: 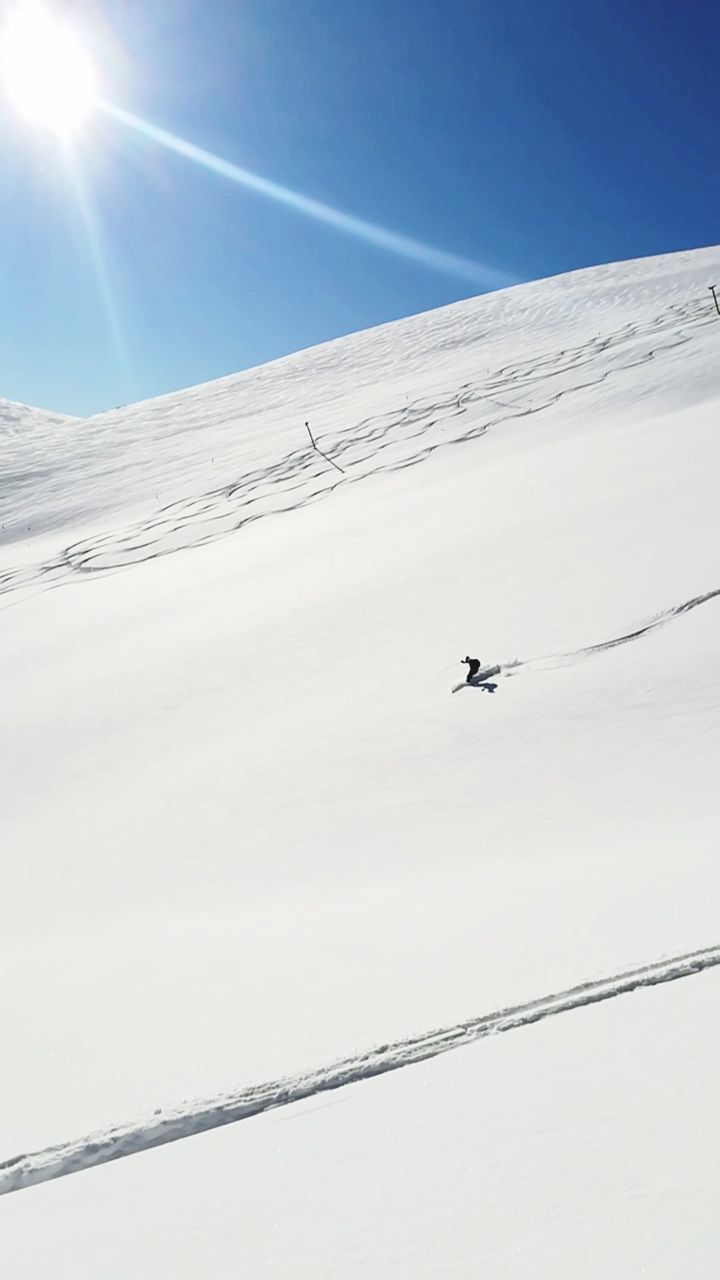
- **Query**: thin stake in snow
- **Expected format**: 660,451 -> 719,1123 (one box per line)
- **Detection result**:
709,285 -> 720,317
305,421 -> 345,474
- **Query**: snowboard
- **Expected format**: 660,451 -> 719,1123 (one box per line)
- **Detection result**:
452,664 -> 501,693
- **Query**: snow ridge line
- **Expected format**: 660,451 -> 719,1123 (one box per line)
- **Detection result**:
2,942 -> 719,1198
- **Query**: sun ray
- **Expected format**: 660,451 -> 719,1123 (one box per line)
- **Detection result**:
63,149 -> 130,381
100,102 -> 514,291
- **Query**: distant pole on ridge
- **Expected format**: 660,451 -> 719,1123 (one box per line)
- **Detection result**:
305,421 -> 345,474
709,285 -> 720,317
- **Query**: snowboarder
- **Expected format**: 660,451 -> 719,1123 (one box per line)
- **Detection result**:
461,656 -> 482,683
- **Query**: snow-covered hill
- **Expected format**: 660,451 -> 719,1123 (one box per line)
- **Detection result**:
2,245 -> 720,1274
0,396 -> 76,432
0,398 -> 78,543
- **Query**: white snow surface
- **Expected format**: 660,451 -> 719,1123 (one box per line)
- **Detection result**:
2,940 -> 718,1197
2,969 -> 719,1277
2,245 -> 720,1266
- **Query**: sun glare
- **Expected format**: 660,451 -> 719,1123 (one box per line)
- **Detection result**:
0,2 -> 97,137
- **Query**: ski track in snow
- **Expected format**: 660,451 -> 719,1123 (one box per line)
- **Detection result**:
0,298 -> 711,607
519,586 -> 720,673
2,942 -> 719,1198
450,584 -> 720,691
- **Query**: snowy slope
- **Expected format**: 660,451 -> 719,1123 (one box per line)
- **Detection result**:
2,246 -> 718,576
2,244 -> 720,1220
0,397 -> 76,433
3,967 -> 719,1278
3,940 -> 718,1195
1,398 -> 78,543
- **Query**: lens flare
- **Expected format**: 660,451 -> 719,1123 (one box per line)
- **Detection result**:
102,102 -> 513,291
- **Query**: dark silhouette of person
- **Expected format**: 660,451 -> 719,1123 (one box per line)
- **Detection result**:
461,656 -> 481,682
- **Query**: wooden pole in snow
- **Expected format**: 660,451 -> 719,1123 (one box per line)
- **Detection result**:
305,422 -> 345,474
709,285 -> 720,317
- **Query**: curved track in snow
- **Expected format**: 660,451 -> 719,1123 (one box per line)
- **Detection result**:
0,299 -> 712,606
509,586 -> 720,676
2,942 -> 719,1198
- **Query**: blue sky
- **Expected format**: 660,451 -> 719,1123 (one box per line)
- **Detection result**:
1,0 -> 719,416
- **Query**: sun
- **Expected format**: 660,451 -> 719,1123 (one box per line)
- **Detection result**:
0,2 -> 97,137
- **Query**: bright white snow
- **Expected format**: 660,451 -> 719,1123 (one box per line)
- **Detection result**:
3,940 -> 718,1195
2,967 -> 720,1278
2,245 -> 720,1270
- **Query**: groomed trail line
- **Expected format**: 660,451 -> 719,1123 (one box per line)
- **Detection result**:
2,942 -> 719,1197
